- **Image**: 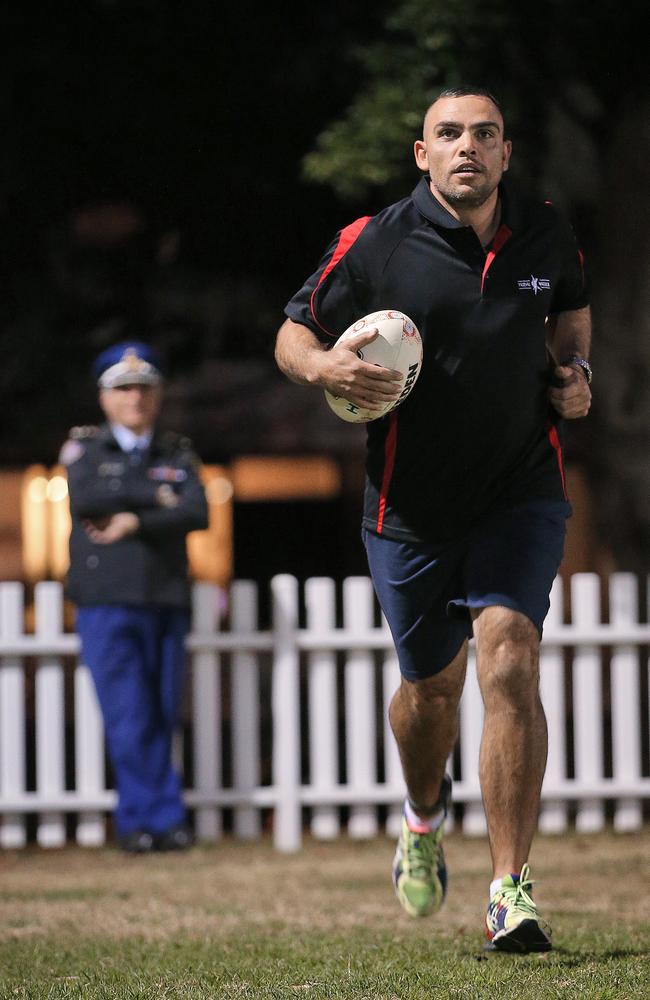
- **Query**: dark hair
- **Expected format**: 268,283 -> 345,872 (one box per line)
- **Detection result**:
423,87 -> 506,138
435,86 -> 503,116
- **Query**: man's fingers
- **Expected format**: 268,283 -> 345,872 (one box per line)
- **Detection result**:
324,330 -> 405,402
549,382 -> 591,401
338,328 -> 402,379
354,373 -> 402,399
344,327 -> 380,349
548,380 -> 591,418
549,386 -> 584,403
362,366 -> 403,384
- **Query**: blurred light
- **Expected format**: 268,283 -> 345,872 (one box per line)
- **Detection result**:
230,456 -> 341,501
22,467 -> 50,582
27,477 -> 49,503
48,466 -> 71,581
187,465 -> 233,588
205,477 -> 234,505
47,476 -> 69,502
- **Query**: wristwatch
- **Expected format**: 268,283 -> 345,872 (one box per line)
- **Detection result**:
564,356 -> 592,385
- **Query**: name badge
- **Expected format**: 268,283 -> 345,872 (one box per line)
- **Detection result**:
98,462 -> 125,476
148,466 -> 188,483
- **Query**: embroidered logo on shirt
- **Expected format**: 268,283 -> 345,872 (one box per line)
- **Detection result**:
517,275 -> 551,295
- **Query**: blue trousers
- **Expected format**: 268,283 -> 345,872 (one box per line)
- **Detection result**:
76,605 -> 189,837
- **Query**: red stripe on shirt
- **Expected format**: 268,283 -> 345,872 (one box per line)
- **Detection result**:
481,224 -> 512,293
376,411 -> 399,534
310,216 -> 371,336
547,421 -> 568,500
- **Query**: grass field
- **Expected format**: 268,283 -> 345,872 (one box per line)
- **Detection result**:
1,828 -> 648,999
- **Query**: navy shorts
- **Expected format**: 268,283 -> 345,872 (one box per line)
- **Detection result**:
363,500 -> 570,681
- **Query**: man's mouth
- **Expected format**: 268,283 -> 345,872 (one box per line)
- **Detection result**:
453,163 -> 482,174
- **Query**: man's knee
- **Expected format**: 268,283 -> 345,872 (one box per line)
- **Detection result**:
396,646 -> 467,714
474,608 -> 540,705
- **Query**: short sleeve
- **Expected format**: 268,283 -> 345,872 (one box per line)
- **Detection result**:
284,216 -> 372,342
549,219 -> 590,314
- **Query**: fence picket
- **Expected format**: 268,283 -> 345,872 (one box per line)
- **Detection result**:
231,580 -> 262,840
35,582 -> 66,847
192,583 -> 222,841
460,648 -> 487,835
306,578 -> 340,840
74,663 -> 106,845
0,575 -> 649,850
539,577 -> 568,833
381,615 -> 404,839
272,575 -> 302,851
610,573 -> 642,831
572,574 -> 605,832
0,584 -> 27,848
343,577 -> 378,839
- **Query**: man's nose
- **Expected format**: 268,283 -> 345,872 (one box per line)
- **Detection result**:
458,133 -> 476,154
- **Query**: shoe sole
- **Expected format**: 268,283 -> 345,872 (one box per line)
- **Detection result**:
394,882 -> 444,918
485,919 -> 552,954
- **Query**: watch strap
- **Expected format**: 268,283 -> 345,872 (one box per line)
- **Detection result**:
564,356 -> 592,384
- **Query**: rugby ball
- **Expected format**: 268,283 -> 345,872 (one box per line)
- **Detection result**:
325,310 -> 422,423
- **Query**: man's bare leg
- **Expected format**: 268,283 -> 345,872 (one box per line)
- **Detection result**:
388,644 -> 468,813
472,606 -> 547,878
389,644 -> 467,917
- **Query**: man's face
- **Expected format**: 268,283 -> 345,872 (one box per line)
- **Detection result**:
414,95 -> 511,213
99,383 -> 162,434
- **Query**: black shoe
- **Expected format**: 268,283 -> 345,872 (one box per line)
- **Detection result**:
118,829 -> 155,854
154,823 -> 195,851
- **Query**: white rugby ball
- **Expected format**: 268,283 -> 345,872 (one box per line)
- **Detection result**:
325,310 -> 422,423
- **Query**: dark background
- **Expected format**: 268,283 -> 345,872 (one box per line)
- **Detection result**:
1,1 -> 393,463
1,1 -> 647,578
1,1 -> 398,581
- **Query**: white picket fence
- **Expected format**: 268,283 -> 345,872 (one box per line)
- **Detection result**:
0,573 -> 648,851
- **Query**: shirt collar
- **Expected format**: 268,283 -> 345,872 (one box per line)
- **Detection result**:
412,176 -> 465,227
412,175 -> 521,232
110,424 -> 153,452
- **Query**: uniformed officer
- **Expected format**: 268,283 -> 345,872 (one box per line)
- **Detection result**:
61,342 -> 209,852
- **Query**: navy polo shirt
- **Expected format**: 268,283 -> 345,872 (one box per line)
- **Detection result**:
285,176 -> 589,543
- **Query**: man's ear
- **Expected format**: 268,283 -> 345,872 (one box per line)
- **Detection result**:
413,139 -> 428,172
502,138 -> 512,172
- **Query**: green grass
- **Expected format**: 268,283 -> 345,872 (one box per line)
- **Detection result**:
1,829 -> 648,999
2,932 -> 650,1000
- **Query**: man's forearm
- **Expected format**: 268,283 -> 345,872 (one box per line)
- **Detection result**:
546,306 -> 592,363
275,318 -> 328,387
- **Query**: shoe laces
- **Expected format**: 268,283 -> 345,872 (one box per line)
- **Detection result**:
499,862 -> 538,917
404,826 -> 441,880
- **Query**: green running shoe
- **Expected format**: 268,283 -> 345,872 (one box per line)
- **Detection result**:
392,775 -> 450,918
485,863 -> 552,953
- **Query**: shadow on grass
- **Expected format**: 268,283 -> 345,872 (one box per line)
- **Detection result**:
488,945 -> 650,967
555,946 -> 648,960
